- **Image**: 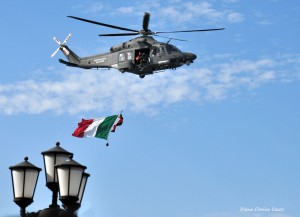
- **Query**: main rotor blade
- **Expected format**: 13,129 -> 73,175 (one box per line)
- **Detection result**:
155,28 -> 225,34
68,16 -> 139,33
99,33 -> 140,37
143,12 -> 150,32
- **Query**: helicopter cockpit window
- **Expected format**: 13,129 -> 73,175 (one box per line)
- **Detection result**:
150,48 -> 157,56
159,46 -> 165,54
165,44 -> 181,54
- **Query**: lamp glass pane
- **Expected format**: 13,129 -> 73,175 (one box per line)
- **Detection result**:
69,167 -> 83,197
44,154 -> 55,182
55,154 -> 70,181
57,167 -> 70,197
23,169 -> 38,198
77,175 -> 87,203
12,169 -> 24,198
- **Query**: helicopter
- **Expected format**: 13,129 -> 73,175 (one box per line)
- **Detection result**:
51,12 -> 224,78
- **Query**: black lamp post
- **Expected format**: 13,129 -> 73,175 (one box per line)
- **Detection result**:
55,156 -> 87,215
9,157 -> 42,217
9,142 -> 89,217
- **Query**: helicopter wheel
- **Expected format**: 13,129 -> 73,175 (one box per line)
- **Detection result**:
139,74 -> 145,79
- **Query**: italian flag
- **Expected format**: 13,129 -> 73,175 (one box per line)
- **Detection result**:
72,115 -> 123,140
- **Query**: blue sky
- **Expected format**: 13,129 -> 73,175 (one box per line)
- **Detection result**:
0,1 -> 299,217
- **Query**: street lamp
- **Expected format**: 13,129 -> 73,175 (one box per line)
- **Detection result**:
9,157 -> 42,217
41,142 -> 73,207
55,156 -> 87,215
9,142 -> 89,217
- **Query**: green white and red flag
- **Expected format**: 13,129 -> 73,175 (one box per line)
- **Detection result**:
72,114 -> 123,140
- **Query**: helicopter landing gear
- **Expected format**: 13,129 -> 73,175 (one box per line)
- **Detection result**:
139,74 -> 145,79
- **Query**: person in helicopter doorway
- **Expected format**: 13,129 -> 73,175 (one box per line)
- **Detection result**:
135,51 -> 147,67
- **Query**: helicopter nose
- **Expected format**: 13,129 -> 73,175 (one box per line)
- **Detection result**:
187,52 -> 197,61
183,52 -> 197,61
182,52 -> 197,65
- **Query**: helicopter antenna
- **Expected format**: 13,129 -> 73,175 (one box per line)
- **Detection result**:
154,35 -> 188,43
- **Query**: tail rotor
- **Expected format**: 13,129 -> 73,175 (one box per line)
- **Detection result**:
51,33 -> 72,58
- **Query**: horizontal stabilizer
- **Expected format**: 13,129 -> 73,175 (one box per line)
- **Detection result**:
59,59 -> 78,67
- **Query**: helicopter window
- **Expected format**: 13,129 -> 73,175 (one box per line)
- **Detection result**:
119,53 -> 126,62
119,52 -> 134,62
150,48 -> 157,56
127,52 -> 133,60
165,44 -> 181,53
159,46 -> 165,54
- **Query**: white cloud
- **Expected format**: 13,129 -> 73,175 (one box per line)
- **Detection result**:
102,0 -> 244,26
156,1 -> 245,25
70,0 -> 247,32
257,19 -> 273,25
252,9 -> 273,25
72,2 -> 104,14
116,6 -> 134,14
184,2 -> 224,20
227,12 -> 245,23
0,54 -> 299,115
223,0 -> 239,3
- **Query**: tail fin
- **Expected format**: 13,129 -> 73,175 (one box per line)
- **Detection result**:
51,33 -> 80,64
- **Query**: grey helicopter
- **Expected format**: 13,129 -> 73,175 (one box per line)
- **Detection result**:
51,12 -> 224,78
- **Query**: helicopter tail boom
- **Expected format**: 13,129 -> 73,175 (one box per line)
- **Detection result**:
59,44 -> 81,64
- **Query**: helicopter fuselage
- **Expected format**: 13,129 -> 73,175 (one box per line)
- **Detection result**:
58,36 -> 197,78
